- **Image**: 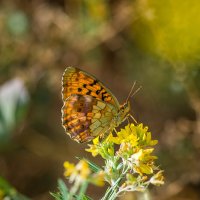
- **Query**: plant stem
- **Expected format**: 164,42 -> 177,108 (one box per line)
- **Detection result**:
101,178 -> 121,200
77,182 -> 88,200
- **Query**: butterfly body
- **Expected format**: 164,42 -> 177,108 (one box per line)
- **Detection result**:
61,67 -> 131,143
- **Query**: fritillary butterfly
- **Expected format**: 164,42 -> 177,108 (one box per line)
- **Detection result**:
61,67 -> 131,143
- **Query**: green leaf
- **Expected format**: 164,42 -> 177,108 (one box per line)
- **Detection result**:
76,157 -> 102,172
50,179 -> 69,200
74,194 -> 93,200
50,192 -> 61,200
58,179 -> 69,200
77,182 -> 88,200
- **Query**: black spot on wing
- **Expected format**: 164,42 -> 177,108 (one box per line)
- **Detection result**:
96,90 -> 101,95
89,80 -> 98,86
86,90 -> 92,95
101,91 -> 107,101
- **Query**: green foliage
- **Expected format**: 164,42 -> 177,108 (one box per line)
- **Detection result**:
0,176 -> 30,200
50,179 -> 92,200
76,157 -> 102,173
50,179 -> 69,200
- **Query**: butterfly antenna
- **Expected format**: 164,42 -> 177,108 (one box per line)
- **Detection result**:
131,85 -> 142,98
125,82 -> 136,103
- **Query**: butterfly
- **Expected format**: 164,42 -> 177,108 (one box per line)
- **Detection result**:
61,67 -> 137,143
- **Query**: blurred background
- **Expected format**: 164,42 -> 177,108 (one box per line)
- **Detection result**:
0,0 -> 200,199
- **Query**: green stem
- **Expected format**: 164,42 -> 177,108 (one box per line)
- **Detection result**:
101,178 -> 121,200
77,182 -> 88,200
69,180 -> 80,200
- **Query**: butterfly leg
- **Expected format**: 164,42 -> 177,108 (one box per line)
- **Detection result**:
126,117 -> 132,129
128,114 -> 138,124
113,128 -> 117,134
99,127 -> 114,143
99,129 -> 108,141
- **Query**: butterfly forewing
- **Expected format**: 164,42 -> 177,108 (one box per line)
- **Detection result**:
62,67 -> 120,108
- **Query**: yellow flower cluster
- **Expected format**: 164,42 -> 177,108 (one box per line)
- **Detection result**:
62,123 -> 164,199
86,124 -> 157,158
63,159 -> 105,187
86,123 -> 164,193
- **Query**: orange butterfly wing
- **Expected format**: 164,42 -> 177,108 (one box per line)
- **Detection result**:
62,67 -> 119,107
61,67 -> 120,143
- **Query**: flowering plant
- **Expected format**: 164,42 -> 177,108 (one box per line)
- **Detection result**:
51,123 -> 164,200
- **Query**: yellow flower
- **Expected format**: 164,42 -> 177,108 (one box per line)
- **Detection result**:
86,145 -> 99,157
76,160 -> 91,180
63,161 -> 75,177
63,159 -> 106,188
63,160 -> 91,184
150,171 -> 165,186
129,149 -> 156,175
85,137 -> 100,157
112,123 -> 157,148
131,149 -> 156,162
86,134 -> 114,158
138,163 -> 153,175
131,149 -> 143,161
114,124 -> 138,147
93,136 -> 100,145
85,145 -> 99,157
135,124 -> 158,146
91,171 -> 105,187
126,173 -> 137,185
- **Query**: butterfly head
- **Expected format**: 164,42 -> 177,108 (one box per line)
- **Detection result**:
115,101 -> 131,126
120,101 -> 131,114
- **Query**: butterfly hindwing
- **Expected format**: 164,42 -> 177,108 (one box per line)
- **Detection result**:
62,94 -> 117,143
62,67 -> 120,108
